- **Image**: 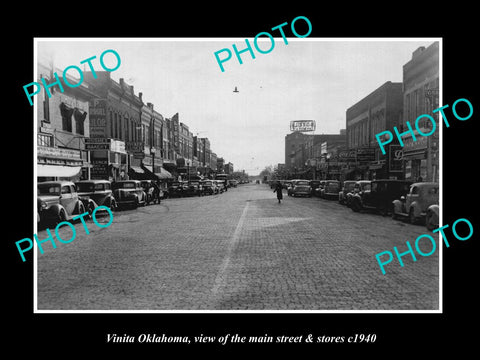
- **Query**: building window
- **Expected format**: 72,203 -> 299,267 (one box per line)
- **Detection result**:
118,115 -> 124,140
109,111 -> 114,138
60,103 -> 73,132
38,134 -> 53,147
74,108 -> 87,135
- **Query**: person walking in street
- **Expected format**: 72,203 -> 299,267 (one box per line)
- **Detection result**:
273,181 -> 283,204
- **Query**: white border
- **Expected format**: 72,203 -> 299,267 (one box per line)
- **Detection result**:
33,37 -> 442,314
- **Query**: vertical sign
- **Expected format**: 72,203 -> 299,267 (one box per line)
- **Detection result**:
89,99 -> 107,138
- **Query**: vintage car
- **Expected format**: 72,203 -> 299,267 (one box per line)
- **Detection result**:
140,180 -> 162,204
201,180 -> 216,195
215,180 -> 226,193
425,204 -> 439,231
37,181 -> 86,226
228,179 -> 238,188
392,182 -> 439,224
112,180 -> 147,208
167,181 -> 184,198
310,180 -> 322,193
288,179 -> 312,197
346,181 -> 371,207
185,180 -> 203,197
339,180 -> 357,205
351,179 -> 412,215
283,181 -> 293,190
320,180 -> 340,200
75,179 -> 116,215
313,180 -> 326,197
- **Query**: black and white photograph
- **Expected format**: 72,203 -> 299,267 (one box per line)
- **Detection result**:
6,5 -> 478,355
32,38 -> 441,312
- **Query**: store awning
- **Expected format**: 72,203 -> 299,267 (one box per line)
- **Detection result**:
130,166 -> 144,174
155,167 -> 173,179
37,164 -> 82,178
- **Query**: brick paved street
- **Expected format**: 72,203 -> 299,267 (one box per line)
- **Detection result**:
36,183 -> 439,311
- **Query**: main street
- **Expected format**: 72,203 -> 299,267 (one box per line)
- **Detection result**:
37,183 -> 439,311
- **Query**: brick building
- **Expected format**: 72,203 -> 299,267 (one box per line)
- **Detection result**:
37,59 -> 96,181
401,42 -> 439,182
346,81 -> 404,180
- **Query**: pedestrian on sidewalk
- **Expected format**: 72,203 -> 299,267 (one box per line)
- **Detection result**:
273,181 -> 283,204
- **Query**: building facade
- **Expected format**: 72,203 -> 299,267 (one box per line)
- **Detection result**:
346,81 -> 404,180
37,60 -> 96,182
83,72 -> 143,181
401,42 -> 440,182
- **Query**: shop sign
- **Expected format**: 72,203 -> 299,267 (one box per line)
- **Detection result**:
125,141 -> 144,152
389,145 -> 403,172
403,135 -> 427,153
91,159 -> 108,179
89,99 -> 107,138
290,120 -> 316,132
338,150 -> 356,162
85,138 -> 111,151
39,120 -> 53,134
38,145 -> 81,159
356,147 -> 375,162
110,139 -> 126,154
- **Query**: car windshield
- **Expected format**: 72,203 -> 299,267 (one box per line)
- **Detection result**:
296,181 -> 309,185
203,181 -> 212,186
115,182 -> 136,189
38,184 -> 61,195
76,183 -> 95,192
345,183 -> 355,191
361,183 -> 371,191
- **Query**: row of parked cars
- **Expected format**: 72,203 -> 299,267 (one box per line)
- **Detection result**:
166,179 -> 234,198
270,179 -> 439,231
37,178 -> 235,228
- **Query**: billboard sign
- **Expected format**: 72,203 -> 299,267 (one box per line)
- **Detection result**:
290,120 -> 316,132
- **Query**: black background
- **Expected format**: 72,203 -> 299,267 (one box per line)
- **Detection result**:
6,3 -> 477,356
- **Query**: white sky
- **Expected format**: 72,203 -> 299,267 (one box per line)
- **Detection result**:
36,38 -> 437,175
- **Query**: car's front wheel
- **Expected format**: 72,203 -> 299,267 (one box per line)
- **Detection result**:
55,209 -> 67,225
426,211 -> 437,231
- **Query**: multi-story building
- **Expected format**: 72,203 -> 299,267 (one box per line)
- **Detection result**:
83,72 -> 143,181
286,132 -> 346,178
401,42 -> 439,182
217,157 -> 225,173
37,59 -> 96,181
346,81 -> 404,180
210,152 -> 217,175
285,131 -> 311,171
225,162 -> 234,174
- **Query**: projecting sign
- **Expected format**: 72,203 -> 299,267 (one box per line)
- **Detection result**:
290,120 -> 316,132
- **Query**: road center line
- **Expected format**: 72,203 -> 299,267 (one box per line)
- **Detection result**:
212,201 -> 250,295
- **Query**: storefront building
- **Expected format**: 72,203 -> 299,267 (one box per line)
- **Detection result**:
346,81 -> 404,180
402,42 -> 439,183
84,73 -> 143,181
37,60 -> 94,181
